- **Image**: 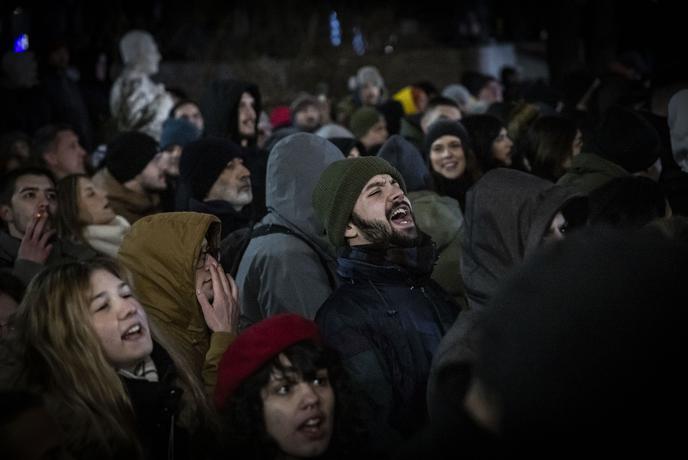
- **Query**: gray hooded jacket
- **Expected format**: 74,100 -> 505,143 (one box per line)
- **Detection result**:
426,169 -> 584,425
235,133 -> 343,328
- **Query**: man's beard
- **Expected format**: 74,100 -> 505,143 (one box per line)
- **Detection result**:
350,211 -> 420,248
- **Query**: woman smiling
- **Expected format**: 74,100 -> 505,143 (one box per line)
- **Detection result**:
0,258 -> 217,459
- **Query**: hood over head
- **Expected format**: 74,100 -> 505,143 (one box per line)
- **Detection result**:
377,134 -> 432,192
118,212 -> 220,331
462,169 -> 585,309
266,132 -> 343,239
201,79 -> 262,146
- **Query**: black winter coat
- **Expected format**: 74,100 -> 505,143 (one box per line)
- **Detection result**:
316,243 -> 460,453
122,343 -> 195,460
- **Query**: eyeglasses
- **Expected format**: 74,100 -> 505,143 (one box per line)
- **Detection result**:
196,247 -> 220,269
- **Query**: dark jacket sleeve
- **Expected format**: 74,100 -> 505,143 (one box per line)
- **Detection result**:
426,308 -> 480,427
316,296 -> 403,450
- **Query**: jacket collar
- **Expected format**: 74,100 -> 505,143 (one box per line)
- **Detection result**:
337,235 -> 437,283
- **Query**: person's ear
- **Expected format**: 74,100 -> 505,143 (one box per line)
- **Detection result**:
344,221 -> 358,240
43,151 -> 58,168
0,204 -> 14,224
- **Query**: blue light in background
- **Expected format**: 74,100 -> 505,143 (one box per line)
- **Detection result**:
13,34 -> 29,53
352,27 -> 365,56
329,11 -> 342,47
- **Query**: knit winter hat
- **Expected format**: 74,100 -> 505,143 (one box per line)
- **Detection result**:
593,105 -> 660,173
315,123 -> 355,139
214,313 -> 320,409
356,65 -> 384,88
350,106 -> 382,139
424,119 -> 472,159
290,92 -> 319,115
179,137 -> 244,201
106,131 -> 159,183
312,156 -> 406,248
442,84 -> 472,109
160,117 -> 201,151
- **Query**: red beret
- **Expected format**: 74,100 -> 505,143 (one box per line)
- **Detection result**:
214,313 -> 321,409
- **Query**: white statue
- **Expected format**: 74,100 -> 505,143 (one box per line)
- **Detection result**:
110,30 -> 173,141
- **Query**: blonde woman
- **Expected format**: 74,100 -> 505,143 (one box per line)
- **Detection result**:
0,258 -> 217,459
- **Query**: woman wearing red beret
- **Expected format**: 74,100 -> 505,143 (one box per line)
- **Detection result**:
214,313 -> 370,459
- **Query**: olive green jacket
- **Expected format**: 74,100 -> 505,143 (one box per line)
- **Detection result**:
118,212 -> 234,394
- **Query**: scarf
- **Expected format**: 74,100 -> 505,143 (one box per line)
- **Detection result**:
82,215 -> 131,258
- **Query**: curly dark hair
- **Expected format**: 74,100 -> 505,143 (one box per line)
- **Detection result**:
217,340 -> 368,460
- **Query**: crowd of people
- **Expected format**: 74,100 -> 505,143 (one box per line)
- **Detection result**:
1,28 -> 688,459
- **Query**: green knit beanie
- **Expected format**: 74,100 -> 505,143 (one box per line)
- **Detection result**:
312,157 -> 406,248
349,106 -> 382,139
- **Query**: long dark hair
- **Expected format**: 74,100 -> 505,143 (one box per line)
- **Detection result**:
218,341 -> 368,459
522,116 -> 578,181
462,114 -> 505,172
56,173 -> 89,243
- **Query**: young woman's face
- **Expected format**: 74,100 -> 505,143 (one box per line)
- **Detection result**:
492,127 -> 513,166
89,269 -> 153,369
430,134 -> 467,179
77,177 -> 116,225
261,353 -> 335,458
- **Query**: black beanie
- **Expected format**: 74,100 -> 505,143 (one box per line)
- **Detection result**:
106,132 -> 159,183
423,119 -> 472,159
179,137 -> 244,201
593,105 -> 660,173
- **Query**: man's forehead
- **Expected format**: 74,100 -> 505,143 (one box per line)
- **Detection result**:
363,174 -> 394,188
56,129 -> 77,142
14,174 -> 55,192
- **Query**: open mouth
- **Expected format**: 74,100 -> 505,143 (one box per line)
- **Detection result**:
389,203 -> 413,227
121,323 -> 144,341
297,415 -> 326,439
442,160 -> 459,169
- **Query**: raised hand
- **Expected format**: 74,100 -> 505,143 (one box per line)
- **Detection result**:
17,211 -> 55,265
196,258 -> 240,334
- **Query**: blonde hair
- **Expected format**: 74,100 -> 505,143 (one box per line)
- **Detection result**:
11,258 -> 140,457
10,258 -> 216,458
